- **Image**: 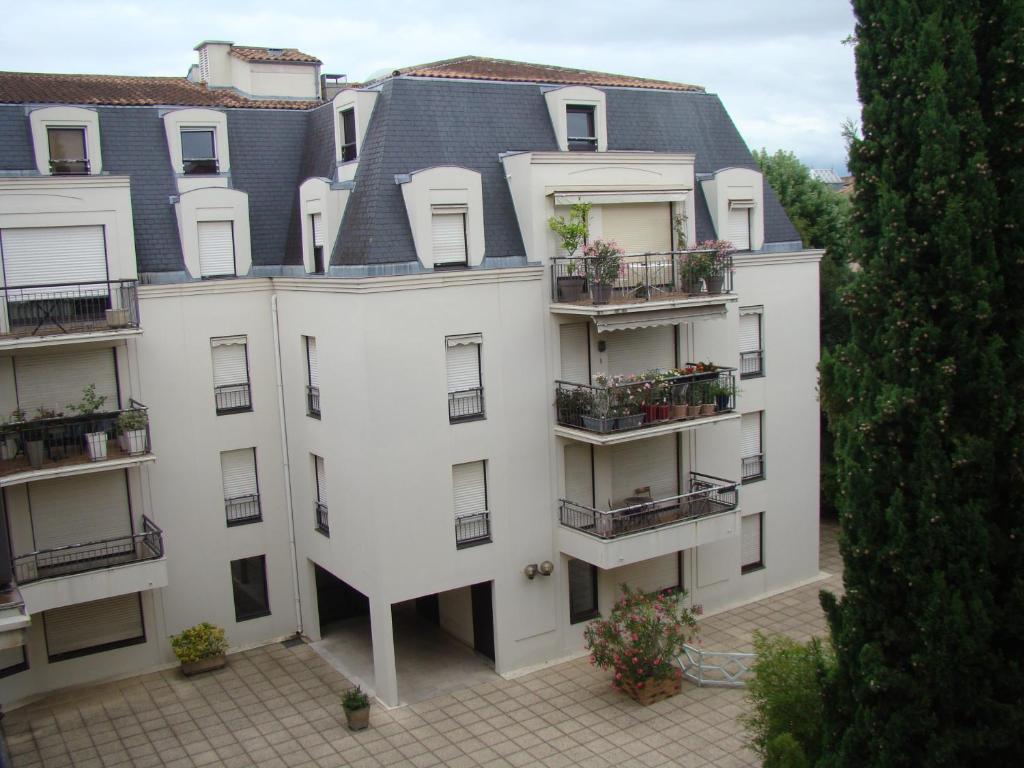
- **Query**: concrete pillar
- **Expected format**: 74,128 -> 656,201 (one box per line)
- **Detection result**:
593,446 -> 614,510
369,598 -> 399,707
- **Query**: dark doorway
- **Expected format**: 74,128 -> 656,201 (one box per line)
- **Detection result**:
416,594 -> 440,626
315,564 -> 368,630
470,581 -> 495,661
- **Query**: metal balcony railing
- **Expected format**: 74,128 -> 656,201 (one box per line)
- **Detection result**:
448,387 -> 485,422
740,350 -> 764,378
559,472 -> 738,539
214,383 -> 252,414
551,249 -> 734,305
12,516 -> 163,584
225,494 -> 261,526
0,400 -> 151,477
741,454 -> 765,483
315,501 -> 329,536
555,367 -> 736,435
455,511 -> 490,548
0,280 -> 140,339
306,385 -> 321,418
49,158 -> 91,175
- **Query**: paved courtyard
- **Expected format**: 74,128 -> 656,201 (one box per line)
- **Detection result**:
2,520 -> 842,768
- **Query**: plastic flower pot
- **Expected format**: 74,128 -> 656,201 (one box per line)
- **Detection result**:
181,654 -> 226,676
344,705 -> 370,731
556,276 -> 586,302
0,435 -> 17,461
590,283 -> 613,305
26,439 -> 46,468
123,429 -> 148,455
84,432 -> 108,461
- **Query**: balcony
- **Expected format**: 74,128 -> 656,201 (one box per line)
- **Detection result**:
0,280 -> 141,350
741,453 -> 765,483
448,387 -> 485,423
550,250 -> 735,323
307,385 -> 321,418
226,494 -> 261,526
0,401 -> 153,486
557,473 -> 740,569
740,350 -> 764,379
13,516 -> 168,613
315,501 -> 329,536
555,366 -> 738,445
455,512 -> 491,549
215,383 -> 252,414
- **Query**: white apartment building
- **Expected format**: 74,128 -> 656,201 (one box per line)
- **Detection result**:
0,45 -> 820,709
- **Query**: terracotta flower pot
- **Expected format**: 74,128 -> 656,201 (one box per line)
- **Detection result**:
655,404 -> 671,420
619,670 -> 682,705
699,403 -> 716,416
181,654 -> 226,676
344,705 -> 370,731
685,405 -> 701,418
670,404 -> 688,420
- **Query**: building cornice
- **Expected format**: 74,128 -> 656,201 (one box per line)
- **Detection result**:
509,151 -> 696,166
0,175 -> 132,191
732,249 -> 824,267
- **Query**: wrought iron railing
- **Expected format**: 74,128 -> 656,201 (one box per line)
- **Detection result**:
455,511 -> 490,548
0,279 -> 139,338
214,383 -> 251,414
448,387 -> 485,422
559,472 -> 738,539
741,454 -> 765,482
307,385 -> 321,418
183,157 -> 219,175
225,494 -> 261,525
0,400 -> 151,476
315,501 -> 329,536
49,158 -> 91,175
551,249 -> 734,305
740,350 -> 764,378
12,515 -> 164,584
678,644 -> 756,688
555,368 -> 736,435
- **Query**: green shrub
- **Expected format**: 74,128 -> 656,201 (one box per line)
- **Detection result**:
117,409 -> 149,432
342,685 -> 369,711
765,732 -> 809,768
740,632 -> 832,765
171,622 -> 228,663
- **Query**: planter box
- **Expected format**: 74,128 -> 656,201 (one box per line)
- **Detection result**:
620,670 -> 682,706
344,706 -> 370,731
84,431 -> 108,461
181,654 -> 226,676
0,435 -> 17,461
26,439 -> 45,468
123,429 -> 148,455
106,308 -> 131,328
616,413 -> 644,430
590,283 -> 613,305
581,415 -> 616,433
556,276 -> 586,303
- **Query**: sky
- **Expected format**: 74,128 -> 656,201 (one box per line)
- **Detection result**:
0,0 -> 859,173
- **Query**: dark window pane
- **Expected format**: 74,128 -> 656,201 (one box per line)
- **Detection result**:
568,559 -> 599,623
47,128 -> 86,160
566,107 -> 597,152
181,129 -> 216,160
231,555 -> 270,621
341,108 -> 357,162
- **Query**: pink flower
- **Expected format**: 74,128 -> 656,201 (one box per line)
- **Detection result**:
636,681 -> 644,689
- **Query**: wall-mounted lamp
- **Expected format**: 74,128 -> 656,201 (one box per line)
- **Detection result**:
524,561 -> 555,579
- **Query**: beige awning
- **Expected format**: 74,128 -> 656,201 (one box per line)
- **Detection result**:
553,190 -> 688,206
594,305 -> 727,333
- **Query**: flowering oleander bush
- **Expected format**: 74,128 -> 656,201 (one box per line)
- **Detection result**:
584,585 -> 698,689
583,239 -> 625,283
171,622 -> 228,663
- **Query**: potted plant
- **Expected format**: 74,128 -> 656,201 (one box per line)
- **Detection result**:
342,686 -> 370,731
692,240 -> 734,294
67,384 -> 109,461
611,381 -> 644,430
117,409 -> 149,455
584,585 -> 698,706
548,203 -> 591,302
709,380 -> 734,412
698,384 -> 717,416
0,408 -> 25,461
555,386 -> 594,428
25,407 -> 62,468
581,380 -> 616,433
171,622 -> 228,675
583,240 -> 623,305
670,383 -> 690,420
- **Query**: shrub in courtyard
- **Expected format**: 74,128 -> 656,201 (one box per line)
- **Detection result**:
171,622 -> 228,663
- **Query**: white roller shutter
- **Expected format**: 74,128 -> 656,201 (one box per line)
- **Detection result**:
563,444 -> 593,506
197,221 -> 235,277
1,225 -> 108,295
306,337 -> 319,388
14,347 -> 118,415
44,594 -> 143,659
739,312 -> 761,353
741,513 -> 763,568
741,412 -> 762,458
211,340 -> 248,386
727,208 -> 750,251
452,461 -> 486,516
315,454 -> 327,503
29,472 -> 131,551
446,343 -> 480,393
312,213 -> 324,248
600,203 -> 672,254
559,323 -> 589,385
221,448 -> 257,499
611,553 -> 680,595
605,325 -> 674,376
432,212 -> 467,265
610,434 -> 678,506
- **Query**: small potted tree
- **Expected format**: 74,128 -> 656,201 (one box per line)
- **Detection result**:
342,686 -> 370,731
67,384 -> 109,461
117,409 -> 149,455
171,622 -> 228,675
548,203 -> 591,302
583,240 -> 623,305
693,240 -> 734,294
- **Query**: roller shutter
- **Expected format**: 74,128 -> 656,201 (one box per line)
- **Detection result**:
14,347 -> 118,415
452,461 -> 486,516
741,513 -> 763,568
211,339 -> 248,386
446,343 -> 480,393
312,213 -> 324,247
600,203 -> 671,254
605,325 -> 674,376
727,208 -> 750,251
610,434 -> 678,505
29,472 -> 131,551
306,337 -> 319,388
221,448 -> 258,499
315,454 -> 327,503
741,412 -> 762,458
0,225 -> 108,295
612,553 -> 680,595
432,211 -> 467,265
197,221 -> 235,277
563,444 -> 593,506
44,593 -> 144,660
739,311 -> 761,353
559,323 -> 589,384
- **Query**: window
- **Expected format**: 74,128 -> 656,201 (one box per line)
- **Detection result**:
47,127 -> 89,174
566,106 -> 597,152
727,200 -> 753,251
431,206 -> 468,266
739,307 -> 764,378
741,411 -> 765,482
340,108 -> 357,162
568,559 -> 599,623
197,220 -> 235,277
446,334 -> 484,422
310,213 -> 325,273
305,336 -> 320,418
0,645 -> 28,678
211,336 -> 252,414
741,513 -> 764,573
453,460 -> 490,548
314,454 -> 328,536
43,594 -> 145,662
181,128 -> 218,174
230,555 -> 270,621
222,448 -> 260,525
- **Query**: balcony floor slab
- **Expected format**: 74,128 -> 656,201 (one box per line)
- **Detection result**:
18,556 -> 168,614
0,452 -> 155,487
551,292 -> 737,318
0,326 -> 142,352
555,411 -> 740,446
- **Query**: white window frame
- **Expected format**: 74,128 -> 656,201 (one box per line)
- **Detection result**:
446,333 -> 484,422
221,447 -> 261,525
29,106 -> 103,176
452,459 -> 491,548
739,306 -> 764,379
741,411 -> 765,483
741,512 -> 765,574
163,108 -> 230,176
180,126 -> 219,175
544,85 -> 608,152
211,336 -> 252,415
431,206 -> 469,267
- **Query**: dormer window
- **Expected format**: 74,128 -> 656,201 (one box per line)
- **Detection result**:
566,106 -> 597,152
181,128 -> 218,175
47,127 -> 89,174
340,108 -> 357,162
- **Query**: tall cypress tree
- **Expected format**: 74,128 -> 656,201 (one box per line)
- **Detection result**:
819,0 -> 1019,764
